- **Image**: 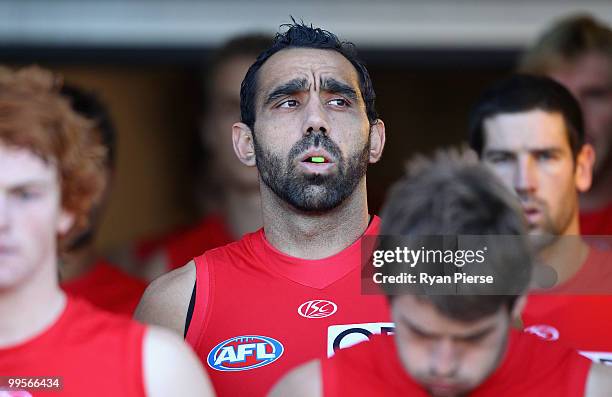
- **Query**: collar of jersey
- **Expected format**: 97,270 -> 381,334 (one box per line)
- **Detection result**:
248,215 -> 380,289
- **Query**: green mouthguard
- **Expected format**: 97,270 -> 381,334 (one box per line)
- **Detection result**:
311,156 -> 325,163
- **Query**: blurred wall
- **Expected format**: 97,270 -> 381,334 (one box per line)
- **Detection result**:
48,65 -> 201,250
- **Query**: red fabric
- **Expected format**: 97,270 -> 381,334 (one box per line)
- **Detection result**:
322,331 -> 590,397
136,215 -> 233,271
61,259 -> 147,316
0,297 -> 146,397
523,248 -> 612,364
580,202 -> 612,235
186,216 -> 391,397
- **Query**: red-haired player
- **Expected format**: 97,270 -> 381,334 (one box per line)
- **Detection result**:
0,66 -> 214,396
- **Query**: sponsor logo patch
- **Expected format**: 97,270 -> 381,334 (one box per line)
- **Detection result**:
298,300 -> 338,319
207,335 -> 284,371
580,351 -> 612,366
327,322 -> 395,357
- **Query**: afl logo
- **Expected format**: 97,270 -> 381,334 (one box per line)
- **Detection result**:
524,325 -> 560,341
298,300 -> 338,319
207,335 -> 284,371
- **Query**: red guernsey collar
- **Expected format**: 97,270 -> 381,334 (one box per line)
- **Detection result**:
247,216 -> 380,289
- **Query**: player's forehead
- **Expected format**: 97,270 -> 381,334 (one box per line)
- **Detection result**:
393,295 -> 503,336
256,48 -> 361,103
483,109 -> 570,152
0,143 -> 57,188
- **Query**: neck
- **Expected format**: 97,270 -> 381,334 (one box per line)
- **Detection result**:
0,258 -> 66,347
533,214 -> 589,286
224,187 -> 263,239
260,178 -> 370,259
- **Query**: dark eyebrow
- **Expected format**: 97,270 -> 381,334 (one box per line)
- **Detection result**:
483,149 -> 515,156
456,324 -> 496,342
320,77 -> 358,101
8,180 -> 52,191
263,78 -> 309,106
401,313 -> 496,342
401,315 -> 440,339
484,146 -> 565,156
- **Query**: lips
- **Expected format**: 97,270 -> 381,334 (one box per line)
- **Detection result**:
295,148 -> 338,175
298,149 -> 335,164
521,203 -> 543,225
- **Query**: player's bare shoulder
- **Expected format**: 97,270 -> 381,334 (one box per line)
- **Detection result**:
268,360 -> 321,397
134,260 -> 195,335
144,325 -> 215,397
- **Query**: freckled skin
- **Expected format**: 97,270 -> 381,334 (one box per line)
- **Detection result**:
0,144 -> 71,289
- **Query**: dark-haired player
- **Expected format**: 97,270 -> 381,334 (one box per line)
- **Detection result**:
136,34 -> 271,279
58,83 -> 147,315
0,66 -> 214,396
136,22 -> 388,396
270,150 -> 612,397
469,74 -> 612,364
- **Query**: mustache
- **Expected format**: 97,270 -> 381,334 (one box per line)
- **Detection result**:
287,132 -> 342,163
518,193 -> 547,208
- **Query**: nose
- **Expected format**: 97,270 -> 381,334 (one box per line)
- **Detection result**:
302,98 -> 330,137
429,339 -> 459,378
514,155 -> 537,196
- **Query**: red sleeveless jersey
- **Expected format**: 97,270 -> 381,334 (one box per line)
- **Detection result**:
0,297 -> 146,396
61,259 -> 147,316
186,216 -> 391,397
136,215 -> 233,271
523,248 -> 612,365
322,331 -> 591,396
580,202 -> 612,236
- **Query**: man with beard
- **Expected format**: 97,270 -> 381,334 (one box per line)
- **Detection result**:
520,14 -> 612,236
469,74 -> 612,365
270,150 -> 612,397
136,22 -> 388,397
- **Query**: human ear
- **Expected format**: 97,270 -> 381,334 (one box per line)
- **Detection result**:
232,122 -> 256,167
368,119 -> 386,164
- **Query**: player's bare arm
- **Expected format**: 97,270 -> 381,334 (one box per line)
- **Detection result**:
585,362 -> 612,397
144,325 -> 215,396
134,261 -> 195,335
268,360 -> 321,397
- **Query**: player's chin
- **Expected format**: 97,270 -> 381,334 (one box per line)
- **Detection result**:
425,382 -> 470,397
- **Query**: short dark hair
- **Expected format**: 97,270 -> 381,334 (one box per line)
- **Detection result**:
61,83 -> 117,169
380,149 -> 532,322
240,20 -> 378,132
468,74 -> 584,159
